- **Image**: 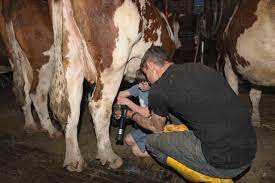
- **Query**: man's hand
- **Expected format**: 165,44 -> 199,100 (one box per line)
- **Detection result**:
129,111 -> 166,133
117,97 -> 131,106
126,110 -> 136,119
150,112 -> 166,132
114,110 -> 122,120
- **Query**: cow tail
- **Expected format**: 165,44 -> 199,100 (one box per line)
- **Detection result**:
49,0 -> 70,129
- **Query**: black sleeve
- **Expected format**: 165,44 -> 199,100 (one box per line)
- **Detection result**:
148,88 -> 169,117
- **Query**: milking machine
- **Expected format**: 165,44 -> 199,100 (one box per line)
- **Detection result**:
112,103 -> 128,145
193,0 -> 225,65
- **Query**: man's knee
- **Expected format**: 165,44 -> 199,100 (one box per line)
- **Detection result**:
125,133 -> 135,146
145,134 -> 168,164
145,133 -> 160,151
132,145 -> 149,157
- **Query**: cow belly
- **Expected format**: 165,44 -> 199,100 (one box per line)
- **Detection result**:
235,18 -> 275,86
124,40 -> 152,82
236,61 -> 275,86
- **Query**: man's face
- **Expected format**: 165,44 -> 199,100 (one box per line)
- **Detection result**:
138,81 -> 150,91
142,62 -> 157,84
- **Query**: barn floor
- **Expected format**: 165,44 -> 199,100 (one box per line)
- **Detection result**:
0,85 -> 274,183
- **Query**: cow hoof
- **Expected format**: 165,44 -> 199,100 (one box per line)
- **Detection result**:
40,126 -> 63,138
24,124 -> 40,133
42,127 -> 63,138
48,130 -> 63,139
64,160 -> 87,172
97,151 -> 123,169
109,157 -> 123,169
252,121 -> 261,128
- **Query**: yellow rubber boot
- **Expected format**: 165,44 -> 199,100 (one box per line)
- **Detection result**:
166,156 -> 233,183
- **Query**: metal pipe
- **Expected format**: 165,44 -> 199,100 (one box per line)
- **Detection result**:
164,0 -> 168,18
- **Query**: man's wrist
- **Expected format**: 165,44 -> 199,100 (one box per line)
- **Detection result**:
131,112 -> 138,119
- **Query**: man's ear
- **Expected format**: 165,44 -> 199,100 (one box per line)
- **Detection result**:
147,61 -> 156,70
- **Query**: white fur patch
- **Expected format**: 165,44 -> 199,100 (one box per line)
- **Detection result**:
235,0 -> 275,85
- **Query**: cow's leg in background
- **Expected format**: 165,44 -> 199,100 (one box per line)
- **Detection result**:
22,92 -> 38,132
224,57 -> 263,127
249,88 -> 262,127
5,22 -> 39,132
224,57 -> 239,94
29,50 -> 62,138
15,59 -> 38,133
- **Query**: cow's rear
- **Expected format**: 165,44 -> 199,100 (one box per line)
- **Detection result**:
223,0 -> 275,126
0,0 -> 61,137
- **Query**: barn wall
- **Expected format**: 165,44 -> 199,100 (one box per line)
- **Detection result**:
153,0 -> 236,65
169,0 -> 196,63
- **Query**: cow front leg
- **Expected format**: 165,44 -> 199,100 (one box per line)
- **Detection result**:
89,70 -> 124,169
249,88 -> 262,127
224,57 -> 239,94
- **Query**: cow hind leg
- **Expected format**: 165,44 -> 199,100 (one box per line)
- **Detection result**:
62,70 -> 86,172
50,65 -> 85,171
22,94 -> 39,133
30,62 -> 62,138
30,90 -> 62,138
13,72 -> 38,133
21,73 -> 39,133
89,70 -> 124,169
249,88 -> 262,127
224,57 -> 239,94
63,88 -> 86,172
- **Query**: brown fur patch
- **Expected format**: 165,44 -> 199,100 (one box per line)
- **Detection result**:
134,0 -> 175,55
224,0 -> 260,68
0,5 -> 25,106
160,25 -> 176,56
142,1 -> 160,42
92,76 -> 103,102
71,0 -> 174,102
70,0 -> 124,102
3,0 -> 53,94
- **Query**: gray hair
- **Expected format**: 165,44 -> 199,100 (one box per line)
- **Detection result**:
140,46 -> 171,69
136,69 -> 147,83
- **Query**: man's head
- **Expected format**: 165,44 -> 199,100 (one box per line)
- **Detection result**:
140,46 -> 173,84
136,69 -> 150,92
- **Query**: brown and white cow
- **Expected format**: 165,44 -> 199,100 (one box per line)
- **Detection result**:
1,0 -> 175,172
167,13 -> 184,49
48,0 -> 175,172
0,0 -> 61,137
222,0 -> 275,127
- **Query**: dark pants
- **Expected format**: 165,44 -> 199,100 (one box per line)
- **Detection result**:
145,131 -> 250,179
